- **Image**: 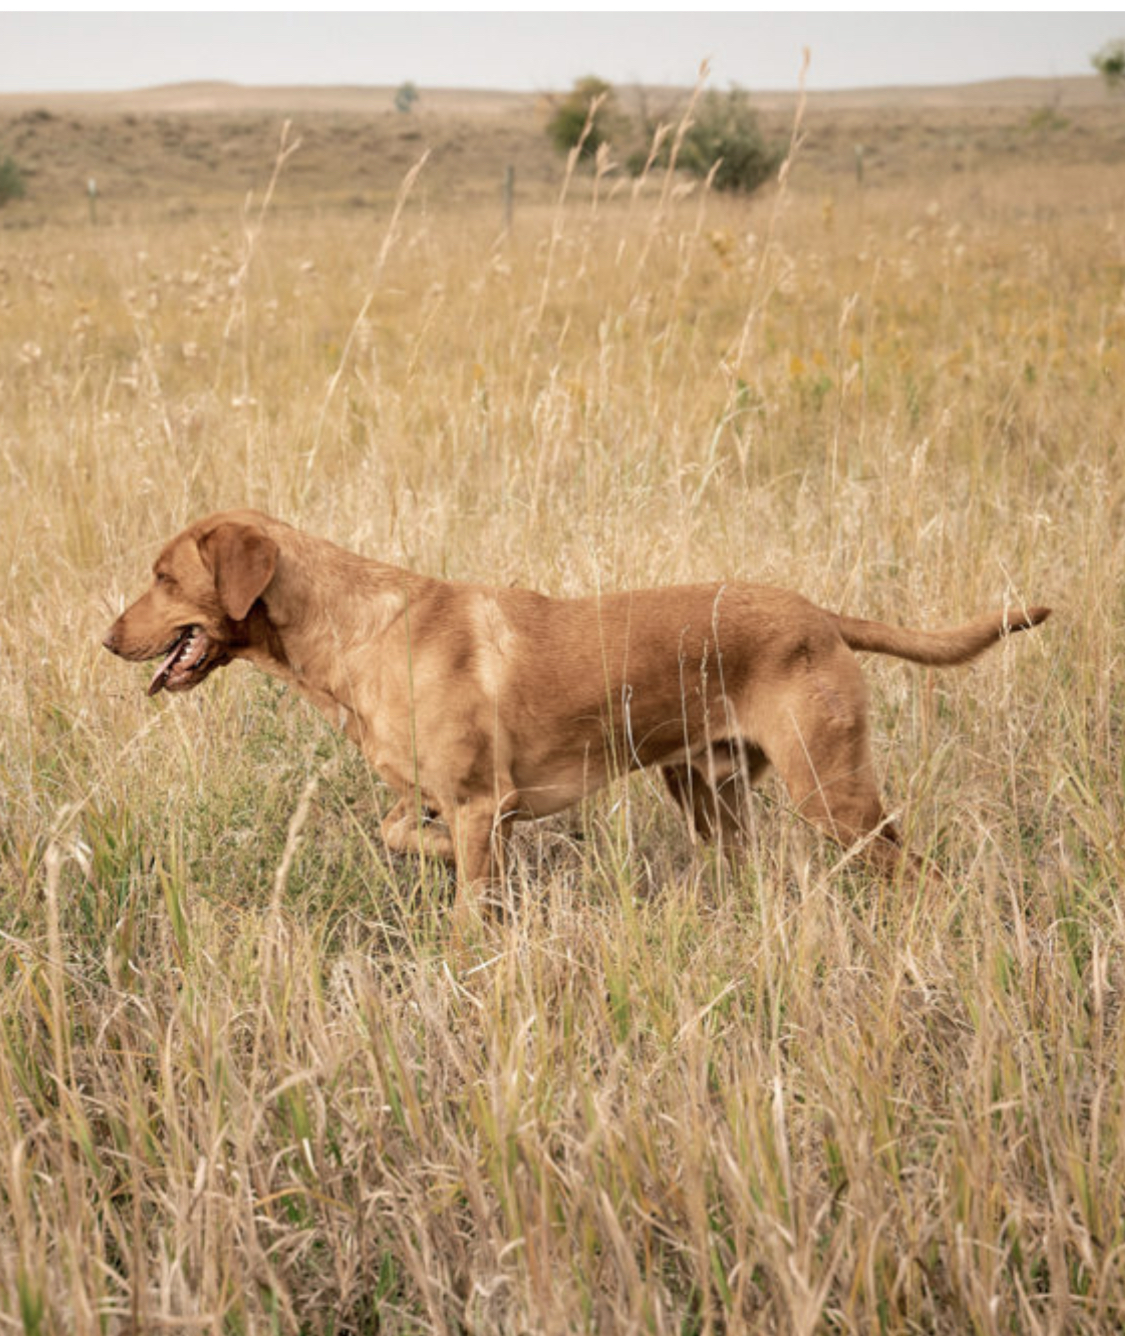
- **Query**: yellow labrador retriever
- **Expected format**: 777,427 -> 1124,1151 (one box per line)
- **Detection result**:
103,509 -> 1049,914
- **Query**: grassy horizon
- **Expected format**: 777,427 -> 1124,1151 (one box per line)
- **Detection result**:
1,122 -> 1122,1332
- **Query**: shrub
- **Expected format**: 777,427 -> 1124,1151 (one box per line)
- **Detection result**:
0,155 -> 26,206
546,76 -> 625,160
676,87 -> 783,194
1092,38 -> 1125,92
394,82 -> 419,115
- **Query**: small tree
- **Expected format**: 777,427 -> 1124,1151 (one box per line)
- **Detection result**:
0,155 -> 26,206
546,76 -> 624,160
1092,38 -> 1125,92
677,87 -> 783,194
394,81 -> 419,114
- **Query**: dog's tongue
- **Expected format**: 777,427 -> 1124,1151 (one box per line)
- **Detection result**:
147,639 -> 184,696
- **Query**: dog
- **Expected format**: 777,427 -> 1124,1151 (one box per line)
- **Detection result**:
103,509 -> 1049,917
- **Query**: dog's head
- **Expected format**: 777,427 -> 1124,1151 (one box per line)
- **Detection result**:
103,515 -> 278,696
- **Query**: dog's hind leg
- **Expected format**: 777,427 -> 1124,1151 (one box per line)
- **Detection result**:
755,671 -> 909,877
662,764 -> 744,845
662,742 -> 768,846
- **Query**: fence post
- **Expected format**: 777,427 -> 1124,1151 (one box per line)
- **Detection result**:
502,164 -> 514,234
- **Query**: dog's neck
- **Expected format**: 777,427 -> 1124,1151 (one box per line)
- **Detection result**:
235,541 -> 424,712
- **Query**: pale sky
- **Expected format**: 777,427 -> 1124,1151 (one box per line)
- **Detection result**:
0,11 -> 1121,96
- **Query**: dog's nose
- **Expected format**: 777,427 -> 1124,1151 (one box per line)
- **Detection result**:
102,625 -> 120,654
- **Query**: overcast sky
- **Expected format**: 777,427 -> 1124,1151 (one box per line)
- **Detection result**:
0,11 -> 1121,96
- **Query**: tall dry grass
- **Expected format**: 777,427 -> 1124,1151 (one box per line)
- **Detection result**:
0,124 -> 1123,1333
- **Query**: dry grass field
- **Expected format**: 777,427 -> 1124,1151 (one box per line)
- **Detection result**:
1,77 -> 1124,1332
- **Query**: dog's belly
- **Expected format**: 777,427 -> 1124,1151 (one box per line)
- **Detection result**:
509,728 -> 747,819
509,749 -> 619,818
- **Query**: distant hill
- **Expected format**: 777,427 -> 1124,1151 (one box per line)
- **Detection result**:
0,73 -> 1111,117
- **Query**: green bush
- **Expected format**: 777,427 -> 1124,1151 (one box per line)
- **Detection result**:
1092,38 -> 1125,92
394,81 -> 419,114
0,155 -> 26,206
677,87 -> 783,194
546,76 -> 624,160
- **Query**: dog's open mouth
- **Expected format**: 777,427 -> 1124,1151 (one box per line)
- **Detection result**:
147,626 -> 214,696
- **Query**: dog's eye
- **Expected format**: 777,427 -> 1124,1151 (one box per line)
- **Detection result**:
155,571 -> 174,587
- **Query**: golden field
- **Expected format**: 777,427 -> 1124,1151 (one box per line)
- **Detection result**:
0,79 -> 1123,1332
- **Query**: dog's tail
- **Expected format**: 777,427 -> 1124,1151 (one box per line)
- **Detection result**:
833,604 -> 1051,666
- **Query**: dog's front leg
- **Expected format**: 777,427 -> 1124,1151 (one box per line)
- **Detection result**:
380,798 -> 456,862
448,792 -> 520,936
451,797 -> 501,882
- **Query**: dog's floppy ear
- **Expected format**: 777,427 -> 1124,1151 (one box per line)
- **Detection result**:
199,522 -> 279,621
